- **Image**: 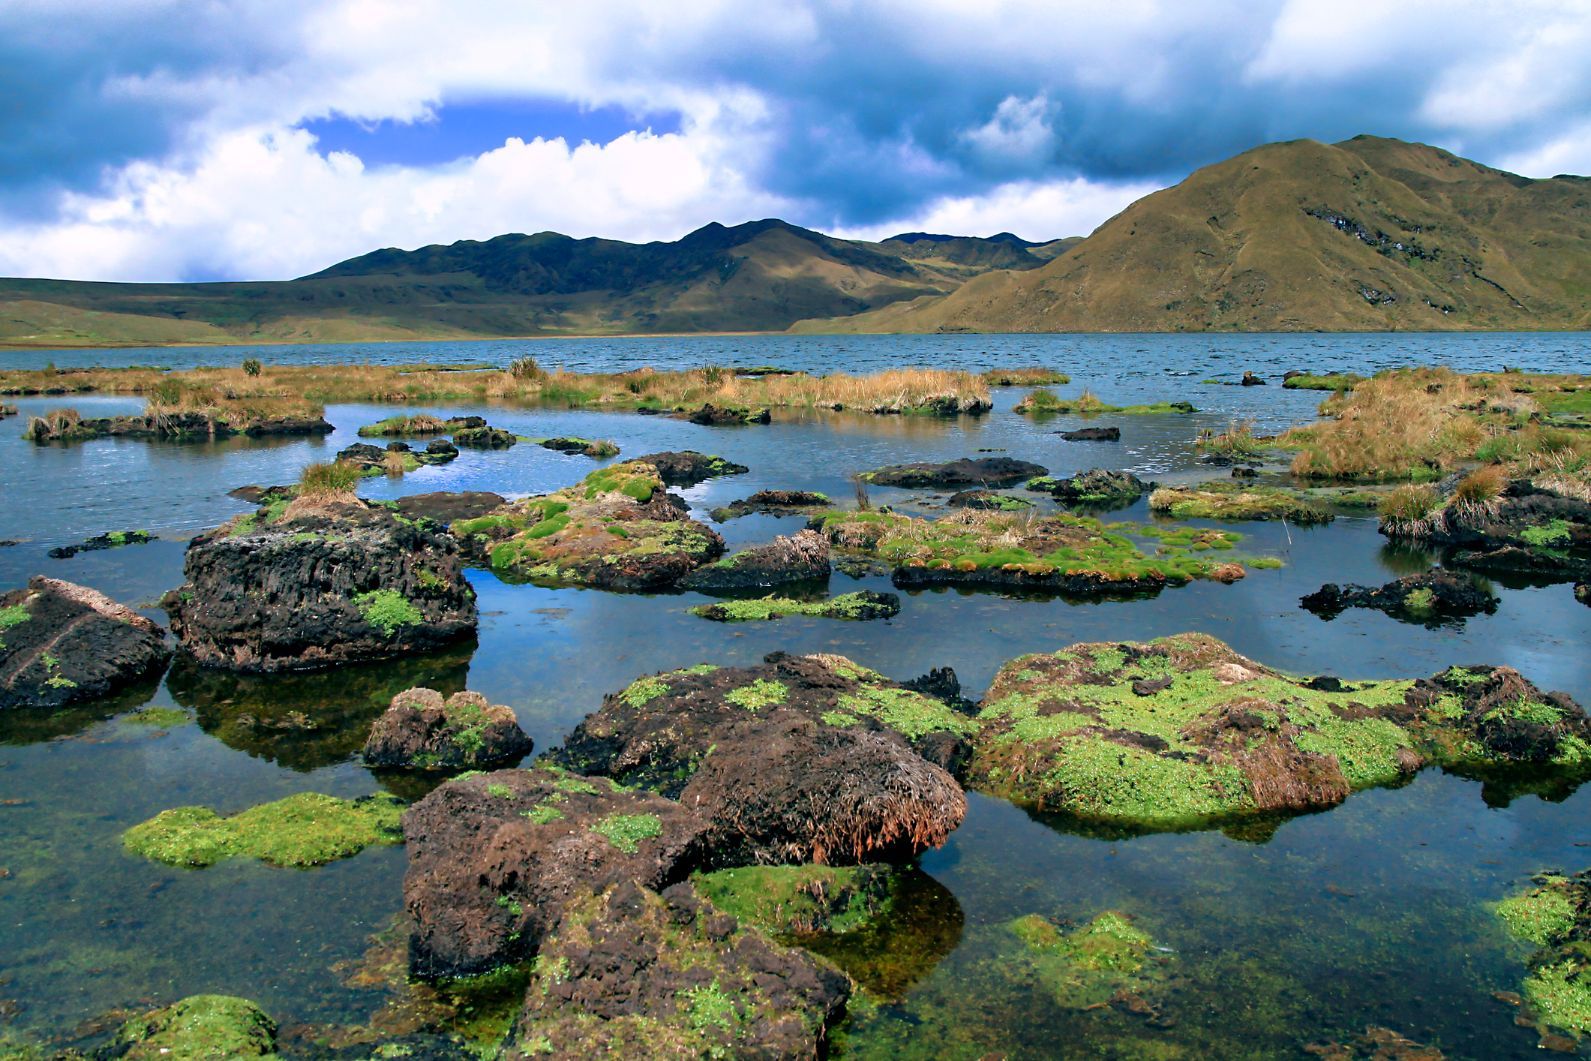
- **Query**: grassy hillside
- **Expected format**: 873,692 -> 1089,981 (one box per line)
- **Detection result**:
0,220 -> 1049,348
798,136 -> 1591,333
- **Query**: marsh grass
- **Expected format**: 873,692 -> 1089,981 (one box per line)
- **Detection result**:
297,460 -> 363,500
1196,419 -> 1264,459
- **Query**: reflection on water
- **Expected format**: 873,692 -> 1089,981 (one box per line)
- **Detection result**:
1,334 -> 1589,1057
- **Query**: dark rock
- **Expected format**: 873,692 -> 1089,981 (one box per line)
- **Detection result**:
227,484 -> 293,505
1241,371 -> 1266,386
535,437 -> 618,458
1026,469 -> 1150,506
1057,426 -> 1120,441
710,490 -> 831,521
452,424 -> 517,448
1282,370 -> 1308,381
632,450 -> 749,487
1304,676 -> 1346,692
1577,582 -> 1589,606
1132,676 -> 1174,696
901,666 -> 971,712
1232,466 -> 1259,478
423,438 -> 459,463
679,530 -> 829,591
335,442 -> 390,468
0,576 -> 171,710
1410,664 -> 1591,765
1300,569 -> 1499,625
401,767 -> 706,978
685,403 -> 771,426
164,498 -> 476,672
26,410 -> 332,443
946,489 -> 1033,511
47,529 -> 154,559
510,879 -> 849,1059
1387,481 -> 1590,580
861,457 -> 1047,488
363,688 -> 532,771
394,491 -> 505,524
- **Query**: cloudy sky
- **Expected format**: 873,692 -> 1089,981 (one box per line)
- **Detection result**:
3,0 -> 1589,282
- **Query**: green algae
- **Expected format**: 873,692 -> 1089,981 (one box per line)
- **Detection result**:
590,812 -> 663,853
1496,877 -> 1576,947
122,792 -> 404,868
121,707 -> 193,729
1492,873 -> 1591,1037
0,602 -> 31,651
689,592 -> 895,623
692,864 -> 896,936
1282,372 -> 1364,391
619,675 -> 671,708
835,685 -> 977,741
114,994 -> 278,1059
724,678 -> 789,711
1006,911 -> 1159,1010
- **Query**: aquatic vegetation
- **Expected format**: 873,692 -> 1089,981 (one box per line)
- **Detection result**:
1494,872 -> 1591,1037
1006,910 -> 1161,1010
1282,372 -> 1363,390
689,591 -> 899,622
1014,387 -> 1195,416
122,791 -> 404,868
1148,483 -> 1333,524
982,366 -> 1071,386
113,994 -> 278,1058
692,864 -> 897,935
121,707 -> 192,729
1195,419 -> 1267,459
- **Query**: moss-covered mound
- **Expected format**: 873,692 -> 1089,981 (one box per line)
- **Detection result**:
1149,483 -> 1333,523
710,489 -> 830,522
510,880 -> 849,1058
813,508 -> 1243,597
1380,477 -> 1590,581
966,633 -> 1591,831
692,863 -> 898,936
357,413 -> 483,438
122,791 -> 404,868
1025,469 -> 1149,508
1013,389 -> 1194,416
1282,371 -> 1363,390
690,590 -> 899,623
679,529 -> 830,591
113,994 -> 278,1059
859,457 -> 1047,489
1494,871 -> 1591,1038
533,436 -> 619,458
363,687 -> 533,772
46,528 -> 154,559
632,450 -> 749,487
452,461 -> 725,591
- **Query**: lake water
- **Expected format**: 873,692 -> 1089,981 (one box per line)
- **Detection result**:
1,332 -> 1589,1058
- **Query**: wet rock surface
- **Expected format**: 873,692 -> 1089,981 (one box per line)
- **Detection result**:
363,687 -> 533,771
861,456 -> 1047,488
394,491 -> 506,524
400,766 -> 707,979
1057,426 -> 1121,441
679,529 -> 829,591
710,489 -> 830,521
0,576 -> 171,710
508,879 -> 849,1059
1026,469 -> 1149,506
164,498 -> 477,672
454,462 -> 725,591
47,529 -> 154,559
684,403 -> 771,426
1301,569 -> 1499,624
108,994 -> 278,1058
632,450 -> 750,487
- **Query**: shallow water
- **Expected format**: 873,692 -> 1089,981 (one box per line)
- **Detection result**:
1,333 -> 1589,1057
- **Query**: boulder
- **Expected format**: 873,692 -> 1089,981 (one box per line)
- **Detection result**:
1057,426 -> 1121,441
424,438 -> 459,463
1301,569 -> 1499,624
508,880 -> 849,1059
679,530 -> 829,591
47,529 -> 154,559
1,577 -> 171,710
710,490 -> 830,521
632,451 -> 749,487
1241,371 -> 1266,386
684,403 -> 771,426
861,457 -> 1047,489
452,424 -> 517,448
401,766 -> 707,978
164,498 -> 476,672
110,994 -> 278,1058
394,491 -> 505,524
535,437 -> 619,458
1577,582 -> 1589,607
364,688 -> 533,771
1026,469 -> 1149,506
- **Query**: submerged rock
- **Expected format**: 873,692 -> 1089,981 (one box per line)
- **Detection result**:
860,456 -> 1047,488
1304,1026 -> 1446,1060
632,450 -> 750,487
684,402 -> 771,426
363,687 -> 533,771
710,489 -> 831,521
401,766 -> 706,979
691,863 -> 900,935
965,633 -> 1591,831
452,462 -> 725,591
509,880 -> 848,1059
1301,569 -> 1499,624
46,529 -> 154,559
111,994 -> 278,1058
1057,426 -> 1120,441
1026,469 -> 1149,507
679,529 -> 829,591
0,576 -> 171,710
164,497 -> 476,672
1493,870 -> 1591,1039
1005,910 -> 1168,1012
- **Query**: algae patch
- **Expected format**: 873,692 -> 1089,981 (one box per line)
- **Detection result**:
123,792 -> 405,868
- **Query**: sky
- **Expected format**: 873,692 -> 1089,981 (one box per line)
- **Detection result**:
2,0 -> 1589,283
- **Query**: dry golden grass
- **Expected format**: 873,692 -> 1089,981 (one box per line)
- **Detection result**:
297,460 -> 363,499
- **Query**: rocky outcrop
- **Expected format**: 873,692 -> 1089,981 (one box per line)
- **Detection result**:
0,576 -> 171,709
336,440 -> 457,472
401,766 -> 707,978
710,490 -> 830,521
860,457 -> 1046,488
632,451 -> 749,487
453,462 -> 725,592
394,491 -> 505,524
1026,469 -> 1149,506
684,403 -> 771,426
452,424 -> 517,448
1301,569 -> 1499,624
25,408 -> 331,443
535,437 -> 619,458
1385,480 -> 1591,580
164,498 -> 476,672
363,688 -> 533,771
357,414 -> 484,438
509,880 -> 849,1058
946,490 -> 1033,511
679,530 -> 829,591
47,529 -> 154,559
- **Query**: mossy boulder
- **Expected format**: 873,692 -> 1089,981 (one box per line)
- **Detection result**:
1026,469 -> 1149,508
813,508 -> 1236,598
0,576 -> 171,710
1301,569 -> 1498,626
122,791 -> 404,868
46,528 -> 154,559
164,498 -> 476,672
364,687 -> 533,772
632,450 -> 749,487
452,424 -> 517,448
679,529 -> 829,591
683,402 -> 771,425
859,456 -> 1046,488
336,440 -> 457,474
394,490 -> 505,524
453,462 -> 725,592
507,880 -> 848,1059
946,489 -> 1033,511
554,653 -> 968,866
710,490 -> 830,522
966,633 -> 1591,832
1149,483 -> 1333,523
1494,871 -> 1591,1038
358,413 -> 483,438
1383,479 -> 1590,580
111,994 -> 277,1058
689,590 -> 899,623
400,766 -> 708,979
534,436 -> 619,458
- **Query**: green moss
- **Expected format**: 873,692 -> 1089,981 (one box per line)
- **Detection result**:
114,994 -> 277,1059
523,802 -> 567,825
693,864 -> 894,935
620,676 -> 671,708
1521,519 -> 1572,547
486,782 -> 513,798
354,589 -> 423,636
553,775 -> 601,795
0,602 -> 30,651
1495,879 -> 1576,947
121,792 -> 404,868
1483,696 -> 1566,726
1149,484 -> 1332,524
1282,372 -> 1364,391
1523,961 -> 1591,1034
1294,717 -> 1412,787
122,707 -> 192,729
821,710 -> 861,727
836,685 -> 977,740
690,592 -> 894,623
724,678 -> 789,711
590,812 -> 663,853
1041,736 -> 1256,828
681,979 -> 741,1034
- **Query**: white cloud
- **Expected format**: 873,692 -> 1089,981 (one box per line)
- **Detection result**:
832,176 -> 1158,243
961,95 -> 1057,168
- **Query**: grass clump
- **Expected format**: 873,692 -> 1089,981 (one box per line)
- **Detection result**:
1282,372 -> 1363,391
298,460 -> 363,499
354,589 -> 424,636
122,792 -> 404,868
590,812 -> 663,853
982,367 -> 1071,386
1148,483 -> 1332,524
1015,388 -> 1194,416
1195,419 -> 1266,459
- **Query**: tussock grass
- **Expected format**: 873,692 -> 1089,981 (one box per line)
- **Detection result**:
297,460 -> 363,500
1196,420 -> 1264,459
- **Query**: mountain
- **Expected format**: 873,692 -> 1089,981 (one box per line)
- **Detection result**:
0,220 -> 1047,347
796,136 -> 1591,333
